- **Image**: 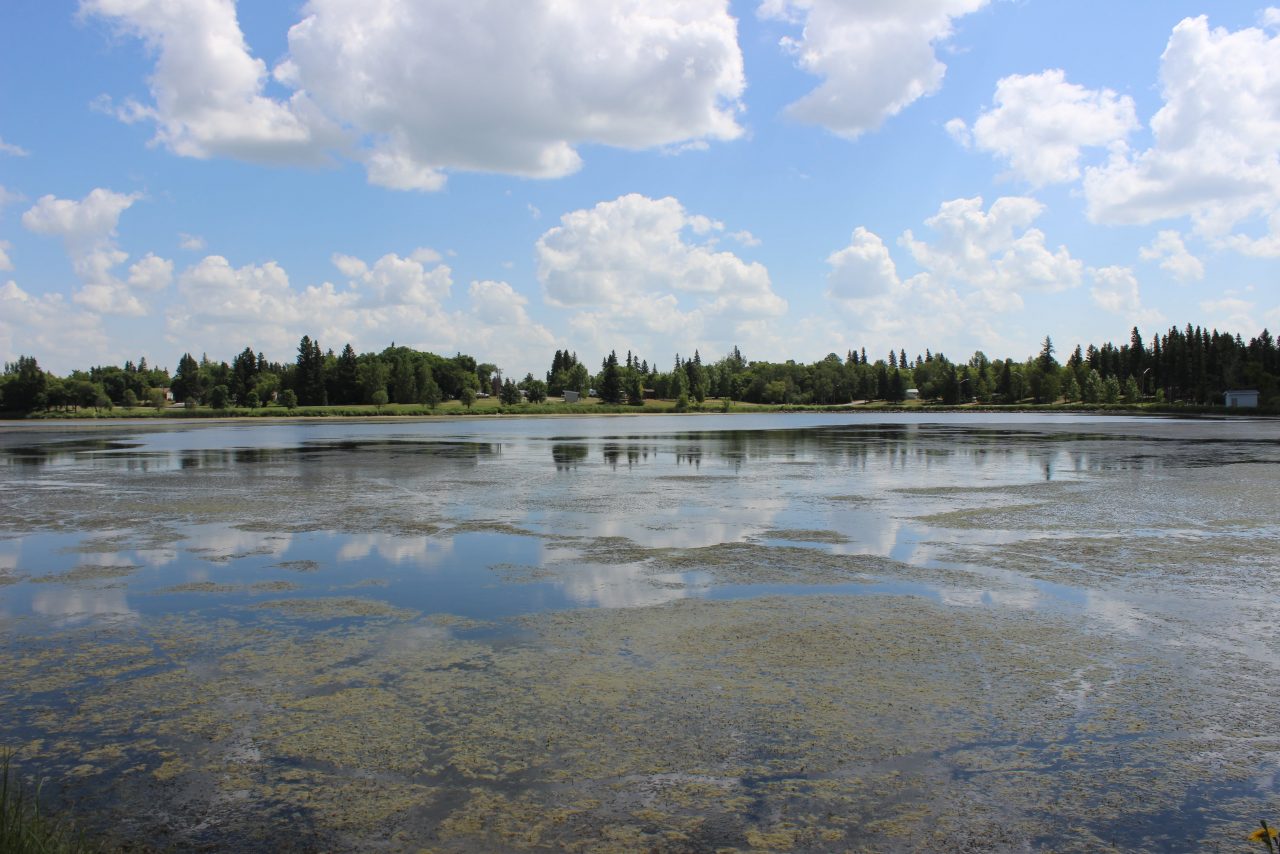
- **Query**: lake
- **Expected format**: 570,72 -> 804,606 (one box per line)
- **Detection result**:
2,413 -> 1278,852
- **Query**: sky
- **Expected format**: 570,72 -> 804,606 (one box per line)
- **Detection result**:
1,0 -> 1278,378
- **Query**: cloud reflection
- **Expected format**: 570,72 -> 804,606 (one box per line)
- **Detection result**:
337,534 -> 454,567
32,587 -> 137,625
184,526 -> 292,561
556,564 -> 703,609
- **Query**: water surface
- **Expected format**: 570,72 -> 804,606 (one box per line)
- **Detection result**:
2,413 -> 1278,851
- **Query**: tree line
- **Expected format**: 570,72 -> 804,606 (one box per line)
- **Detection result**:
2,324 -> 1277,413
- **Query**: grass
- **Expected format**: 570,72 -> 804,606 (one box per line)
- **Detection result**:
7,397 -> 1278,420
0,751 -> 96,854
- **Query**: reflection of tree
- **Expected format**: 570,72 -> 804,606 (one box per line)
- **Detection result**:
552,444 -> 589,471
601,444 -> 651,470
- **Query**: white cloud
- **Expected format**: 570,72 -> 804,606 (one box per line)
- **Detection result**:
464,280 -> 557,372
0,136 -> 28,156
333,250 -> 452,308
1089,266 -> 1165,326
169,254 -> 360,356
1138,230 -> 1204,281
536,194 -> 785,361
821,198 -> 1085,362
1200,295 -> 1260,333
178,232 -> 205,251
0,241 -> 11,272
81,0 -> 331,163
1084,15 -> 1280,249
537,194 -> 779,310
0,186 -> 24,210
0,281 -> 110,369
21,188 -> 152,315
127,252 -> 173,291
166,251 -> 553,375
901,196 -> 1083,309
952,69 -> 1138,186
761,0 -> 988,139
86,0 -> 745,189
826,227 -> 900,302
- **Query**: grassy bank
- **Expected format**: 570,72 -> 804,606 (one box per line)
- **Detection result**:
1,753 -> 100,854
5,397 -> 1277,420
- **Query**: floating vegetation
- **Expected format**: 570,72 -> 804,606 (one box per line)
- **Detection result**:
2,418 -> 1279,851
249,581 -> 300,593
2,591 -> 1274,850
757,528 -> 852,544
155,581 -> 238,594
249,597 -> 417,620
274,559 -> 319,573
28,564 -> 140,584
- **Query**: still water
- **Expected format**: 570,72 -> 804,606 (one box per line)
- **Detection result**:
2,413 -> 1278,852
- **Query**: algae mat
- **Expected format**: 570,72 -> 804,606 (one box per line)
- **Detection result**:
2,415 -> 1280,852
1,591 -> 1274,852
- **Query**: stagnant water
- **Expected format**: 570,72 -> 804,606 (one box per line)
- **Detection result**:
2,413 -> 1278,852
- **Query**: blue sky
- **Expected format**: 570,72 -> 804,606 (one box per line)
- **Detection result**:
1,0 -> 1277,377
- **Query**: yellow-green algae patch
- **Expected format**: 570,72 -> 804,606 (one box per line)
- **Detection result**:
249,597 -> 417,619
4,594 -> 1276,851
28,563 -> 141,583
756,528 -> 851,544
156,581 -> 239,594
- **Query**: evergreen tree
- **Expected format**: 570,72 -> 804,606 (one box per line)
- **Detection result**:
500,378 -> 521,405
295,336 -> 327,405
685,350 -> 708,402
336,344 -> 360,404
172,353 -> 204,403
599,351 -> 623,404
1,356 -> 48,412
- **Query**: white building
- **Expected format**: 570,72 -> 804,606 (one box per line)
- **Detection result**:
563,390 -> 580,403
904,388 -> 920,400
1224,389 -> 1259,408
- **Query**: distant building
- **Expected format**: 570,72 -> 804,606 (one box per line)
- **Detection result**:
1225,389 -> 1259,408
904,388 -> 920,400
563,390 -> 580,403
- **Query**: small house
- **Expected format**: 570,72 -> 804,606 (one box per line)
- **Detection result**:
904,388 -> 920,400
563,390 -> 580,403
1224,389 -> 1259,408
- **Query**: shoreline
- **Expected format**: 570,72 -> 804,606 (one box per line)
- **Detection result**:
1,402 -> 1275,428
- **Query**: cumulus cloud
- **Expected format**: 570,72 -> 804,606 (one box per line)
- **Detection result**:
0,136 -> 28,156
901,196 -> 1082,310
950,69 -> 1138,186
1198,294 -> 1280,332
761,0 -> 987,138
1138,230 -> 1204,281
463,279 -> 557,371
0,242 -> 11,272
127,252 -> 173,291
1089,266 -> 1165,326
537,195 -> 778,309
1084,15 -> 1280,248
826,227 -> 900,302
169,255 -> 360,355
20,188 -> 162,316
84,0 -> 745,189
535,193 -> 784,357
823,197 -> 1084,361
0,281 -> 110,369
81,0 -> 332,163
165,251 -> 551,375
178,232 -> 205,251
332,250 -> 452,308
